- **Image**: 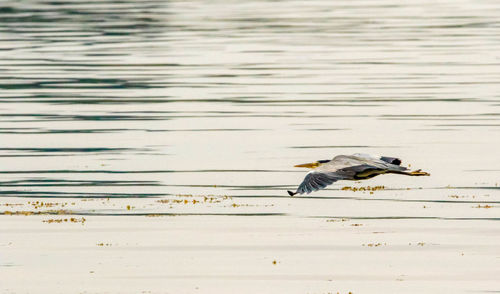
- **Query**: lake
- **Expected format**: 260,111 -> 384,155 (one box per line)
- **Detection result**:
1,0 -> 500,293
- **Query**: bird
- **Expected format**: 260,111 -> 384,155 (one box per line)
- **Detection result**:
287,153 -> 429,196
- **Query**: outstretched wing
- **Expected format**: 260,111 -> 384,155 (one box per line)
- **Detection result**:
294,164 -> 367,195
295,171 -> 345,195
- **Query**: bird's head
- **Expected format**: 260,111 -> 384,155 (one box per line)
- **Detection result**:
294,159 -> 330,169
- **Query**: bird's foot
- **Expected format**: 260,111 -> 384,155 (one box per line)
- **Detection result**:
410,169 -> 430,176
287,190 -> 297,196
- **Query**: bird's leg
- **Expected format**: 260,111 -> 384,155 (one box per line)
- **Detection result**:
287,190 -> 298,196
408,169 -> 430,176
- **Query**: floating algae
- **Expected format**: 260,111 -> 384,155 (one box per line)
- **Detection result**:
341,186 -> 385,192
43,217 -> 86,224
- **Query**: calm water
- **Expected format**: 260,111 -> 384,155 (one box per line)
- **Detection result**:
1,0 -> 500,293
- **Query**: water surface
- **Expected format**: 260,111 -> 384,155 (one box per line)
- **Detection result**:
1,0 -> 500,293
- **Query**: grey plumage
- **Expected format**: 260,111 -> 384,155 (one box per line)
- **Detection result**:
287,153 -> 429,196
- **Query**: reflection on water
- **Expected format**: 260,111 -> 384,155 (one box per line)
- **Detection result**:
1,0 -> 500,293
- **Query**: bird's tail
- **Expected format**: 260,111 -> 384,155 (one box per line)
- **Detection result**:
287,190 -> 297,197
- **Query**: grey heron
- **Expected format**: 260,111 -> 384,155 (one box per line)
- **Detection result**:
287,153 -> 429,196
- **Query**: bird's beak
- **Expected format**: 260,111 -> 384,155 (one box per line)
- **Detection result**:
294,162 -> 319,168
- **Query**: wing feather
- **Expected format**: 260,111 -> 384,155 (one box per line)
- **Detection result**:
296,171 -> 344,194
380,156 -> 402,166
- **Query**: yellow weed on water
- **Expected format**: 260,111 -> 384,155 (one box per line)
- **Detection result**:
326,218 -> 349,222
363,243 -> 386,247
27,201 -> 73,209
176,194 -> 193,197
43,217 -> 86,224
3,211 -> 34,216
2,203 -> 23,207
96,243 -> 112,246
155,195 -> 233,206
474,204 -> 492,208
3,210 -> 73,216
341,186 -> 385,192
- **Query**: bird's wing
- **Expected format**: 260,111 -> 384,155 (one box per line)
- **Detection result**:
349,154 -> 407,171
295,171 -> 345,195
353,153 -> 403,166
351,153 -> 377,161
379,156 -> 402,165
295,163 -> 381,194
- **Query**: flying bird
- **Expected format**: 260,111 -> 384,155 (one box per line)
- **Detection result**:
287,153 -> 429,196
